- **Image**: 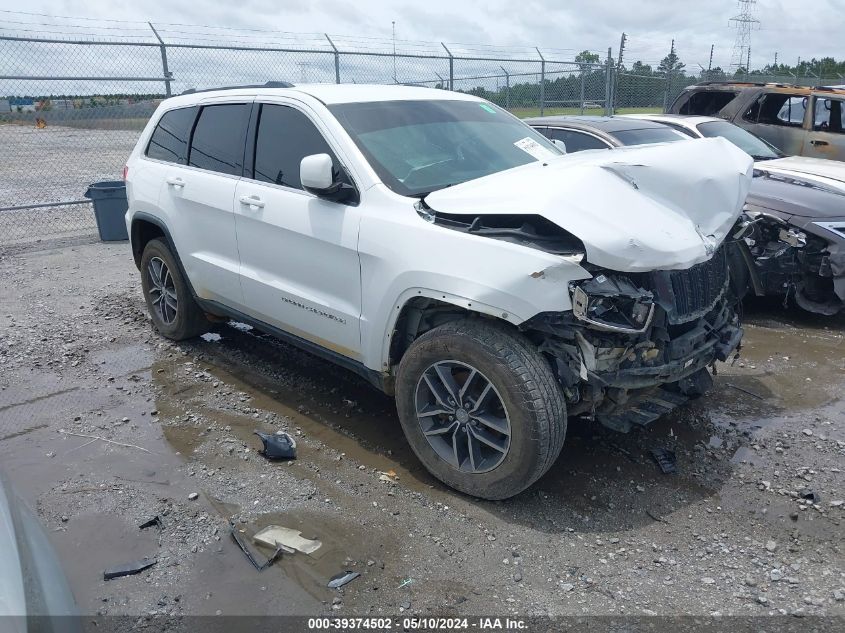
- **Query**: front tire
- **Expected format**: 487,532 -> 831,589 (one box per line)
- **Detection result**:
140,238 -> 208,340
395,319 -> 567,500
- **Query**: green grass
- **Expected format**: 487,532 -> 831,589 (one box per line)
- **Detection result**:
510,106 -> 662,118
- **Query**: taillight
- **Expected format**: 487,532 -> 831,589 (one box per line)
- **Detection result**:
122,165 -> 129,181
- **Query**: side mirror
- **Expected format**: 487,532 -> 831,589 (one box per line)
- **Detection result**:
301,154 -> 336,193
551,139 -> 567,153
300,153 -> 356,203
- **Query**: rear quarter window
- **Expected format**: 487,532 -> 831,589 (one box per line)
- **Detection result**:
678,90 -> 738,115
145,106 -> 197,164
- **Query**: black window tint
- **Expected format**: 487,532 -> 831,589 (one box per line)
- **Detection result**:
146,106 -> 196,164
188,104 -> 250,176
253,104 -> 348,189
547,128 -> 610,152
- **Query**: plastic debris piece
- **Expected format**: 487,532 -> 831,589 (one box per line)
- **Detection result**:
139,516 -> 163,546
397,578 -> 414,589
254,431 -> 297,460
231,524 -> 283,571
327,571 -> 360,589
798,488 -> 820,504
650,448 -> 677,474
138,516 -> 162,531
253,526 -> 321,555
103,557 -> 156,581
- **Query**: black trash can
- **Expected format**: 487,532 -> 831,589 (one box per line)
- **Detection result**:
84,180 -> 129,241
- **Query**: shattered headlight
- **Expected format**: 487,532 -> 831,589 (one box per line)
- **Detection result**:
570,274 -> 655,334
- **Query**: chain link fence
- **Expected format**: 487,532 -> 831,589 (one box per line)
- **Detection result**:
2,25 -> 843,249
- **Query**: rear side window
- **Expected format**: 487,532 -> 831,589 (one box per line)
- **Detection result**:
252,104 -> 348,189
544,128 -> 610,152
146,106 -> 196,164
188,103 -> 251,176
678,90 -> 737,115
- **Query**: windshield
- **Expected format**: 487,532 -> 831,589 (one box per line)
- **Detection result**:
612,127 -> 688,146
328,99 -> 561,197
696,120 -> 783,160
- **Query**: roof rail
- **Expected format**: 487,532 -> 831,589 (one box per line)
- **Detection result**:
179,81 -> 294,96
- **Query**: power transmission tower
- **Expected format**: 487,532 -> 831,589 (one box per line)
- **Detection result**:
729,0 -> 759,73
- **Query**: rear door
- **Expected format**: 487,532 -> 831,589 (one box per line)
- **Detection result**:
159,98 -> 252,308
801,94 -> 845,161
233,100 -> 363,360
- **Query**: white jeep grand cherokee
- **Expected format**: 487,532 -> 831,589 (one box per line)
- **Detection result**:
125,83 -> 753,499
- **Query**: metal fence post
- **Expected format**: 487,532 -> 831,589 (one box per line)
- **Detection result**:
325,34 -> 340,83
500,66 -> 510,109
536,48 -> 545,116
148,22 -> 172,97
441,43 -> 454,90
663,69 -> 672,112
579,64 -> 586,114
605,48 -> 613,116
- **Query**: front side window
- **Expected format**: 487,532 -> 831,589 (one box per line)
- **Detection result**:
813,97 -> 844,133
328,99 -> 561,197
696,120 -> 783,159
545,128 -> 611,152
253,104 -> 348,189
188,103 -> 251,176
146,106 -> 196,164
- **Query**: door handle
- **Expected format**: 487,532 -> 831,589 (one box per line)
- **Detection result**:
810,139 -> 829,146
165,176 -> 185,187
238,195 -> 265,209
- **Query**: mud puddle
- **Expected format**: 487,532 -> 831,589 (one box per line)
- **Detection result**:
222,506 -> 397,601
151,345 -> 440,494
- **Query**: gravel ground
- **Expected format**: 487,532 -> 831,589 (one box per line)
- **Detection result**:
0,124 -> 139,245
1,241 -> 844,622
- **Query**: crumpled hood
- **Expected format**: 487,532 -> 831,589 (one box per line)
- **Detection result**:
426,137 -> 753,272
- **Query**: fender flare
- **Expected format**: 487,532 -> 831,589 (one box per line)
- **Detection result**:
378,287 -> 528,370
130,212 -> 198,299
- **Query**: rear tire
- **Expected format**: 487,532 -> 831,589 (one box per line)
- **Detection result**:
395,319 -> 566,500
140,238 -> 208,340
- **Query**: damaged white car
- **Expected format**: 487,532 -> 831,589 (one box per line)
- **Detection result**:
125,84 -> 753,499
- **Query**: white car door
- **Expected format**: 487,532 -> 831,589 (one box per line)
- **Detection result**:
158,99 -> 252,309
233,101 -> 363,361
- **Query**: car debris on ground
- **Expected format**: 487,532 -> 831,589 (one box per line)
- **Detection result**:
103,557 -> 157,581
254,430 -> 297,460
327,571 -> 361,589
252,525 -> 321,554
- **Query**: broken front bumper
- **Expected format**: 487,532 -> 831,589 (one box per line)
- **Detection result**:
522,250 -> 743,430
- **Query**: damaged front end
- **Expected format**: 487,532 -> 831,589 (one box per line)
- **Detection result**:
740,170 -> 845,315
743,212 -> 845,315
521,245 -> 743,433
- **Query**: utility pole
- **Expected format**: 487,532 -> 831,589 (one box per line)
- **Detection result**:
708,44 -> 714,71
392,21 -> 397,83
773,51 -> 778,67
617,32 -> 627,69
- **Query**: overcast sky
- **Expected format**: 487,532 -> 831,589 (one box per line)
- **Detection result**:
3,0 -> 844,72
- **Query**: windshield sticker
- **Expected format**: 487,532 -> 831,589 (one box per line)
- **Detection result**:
513,137 -> 557,161
479,103 -> 497,114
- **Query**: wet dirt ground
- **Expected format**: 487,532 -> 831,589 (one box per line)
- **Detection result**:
1,240 -> 844,618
